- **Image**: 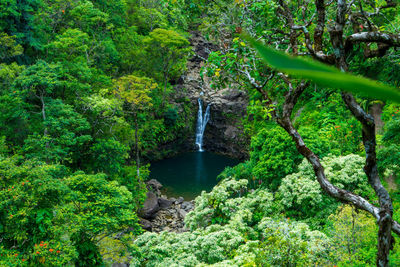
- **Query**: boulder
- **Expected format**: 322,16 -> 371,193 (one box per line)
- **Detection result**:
147,179 -> 162,190
178,209 -> 187,218
139,191 -> 160,219
146,179 -> 163,196
181,201 -> 194,211
222,90 -> 244,101
176,197 -> 184,205
139,218 -> 152,231
158,197 -> 173,209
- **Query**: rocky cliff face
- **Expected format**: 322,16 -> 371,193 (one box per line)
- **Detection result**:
174,31 -> 249,159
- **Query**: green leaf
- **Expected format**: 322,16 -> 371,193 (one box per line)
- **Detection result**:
245,37 -> 400,103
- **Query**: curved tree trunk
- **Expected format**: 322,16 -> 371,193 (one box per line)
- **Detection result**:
135,114 -> 140,178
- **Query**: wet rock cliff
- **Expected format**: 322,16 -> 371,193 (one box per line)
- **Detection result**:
174,31 -> 249,159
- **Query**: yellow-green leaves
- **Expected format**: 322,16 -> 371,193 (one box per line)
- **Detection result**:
113,75 -> 156,110
0,33 -> 23,60
246,37 -> 400,103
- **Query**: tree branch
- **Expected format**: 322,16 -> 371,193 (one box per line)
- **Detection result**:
314,0 -> 326,52
346,32 -> 400,47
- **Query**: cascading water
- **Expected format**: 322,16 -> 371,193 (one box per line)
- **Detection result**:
195,98 -> 211,152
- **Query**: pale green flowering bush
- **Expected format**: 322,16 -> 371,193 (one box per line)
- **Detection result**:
277,171 -> 323,215
255,218 -> 330,266
130,216 -> 330,266
130,225 -> 244,266
185,178 -> 273,230
323,154 -> 371,195
276,154 -> 373,221
130,178 -> 330,266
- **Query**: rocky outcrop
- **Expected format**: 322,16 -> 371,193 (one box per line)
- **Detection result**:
139,191 -> 160,219
158,197 -> 173,209
174,31 -> 249,159
146,179 -> 163,194
203,89 -> 248,158
138,179 -> 194,233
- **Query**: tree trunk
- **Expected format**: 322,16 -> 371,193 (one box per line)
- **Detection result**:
40,94 -> 47,137
135,115 -> 140,178
39,93 -> 50,163
162,73 -> 168,108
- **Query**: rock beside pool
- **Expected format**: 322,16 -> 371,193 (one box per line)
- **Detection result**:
146,179 -> 163,196
175,196 -> 184,204
178,209 -> 187,218
139,218 -> 153,231
158,197 -> 173,209
139,191 -> 160,219
138,179 -> 195,233
181,201 -> 194,211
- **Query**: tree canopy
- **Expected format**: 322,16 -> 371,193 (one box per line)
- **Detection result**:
1,0 -> 400,266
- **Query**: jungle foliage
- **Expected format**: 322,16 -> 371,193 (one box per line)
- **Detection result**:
1,0 -> 400,266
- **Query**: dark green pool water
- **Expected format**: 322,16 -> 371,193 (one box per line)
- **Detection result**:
149,152 -> 240,200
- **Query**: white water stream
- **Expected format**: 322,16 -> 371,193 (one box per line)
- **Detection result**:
195,98 -> 210,151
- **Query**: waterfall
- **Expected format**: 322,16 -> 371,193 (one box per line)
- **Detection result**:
195,98 -> 211,152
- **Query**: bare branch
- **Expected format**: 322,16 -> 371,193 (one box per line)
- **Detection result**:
346,32 -> 400,47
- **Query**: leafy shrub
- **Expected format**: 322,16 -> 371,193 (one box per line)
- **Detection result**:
87,138 -> 129,177
163,107 -> 179,126
65,172 -> 141,266
276,154 -> 373,223
294,92 -> 363,156
0,157 -> 76,265
130,225 -> 245,267
254,218 -> 330,266
217,161 -> 254,185
250,126 -> 301,190
298,126 -> 337,158
378,116 -> 400,182
324,205 -> 378,265
185,178 -> 273,230
131,212 -> 329,267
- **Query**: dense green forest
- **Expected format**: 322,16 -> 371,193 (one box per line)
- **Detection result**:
0,0 -> 400,266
